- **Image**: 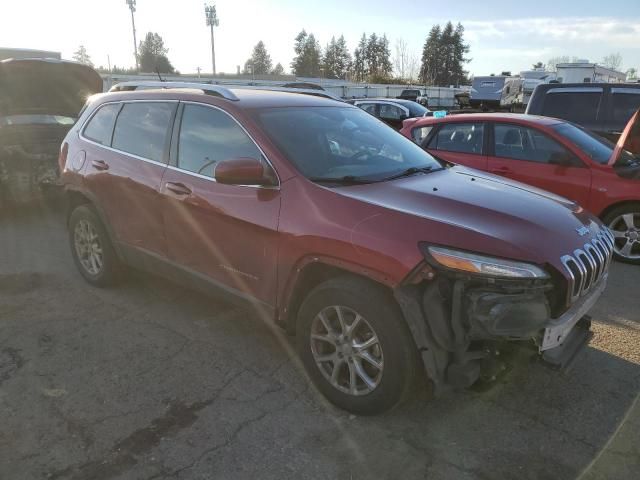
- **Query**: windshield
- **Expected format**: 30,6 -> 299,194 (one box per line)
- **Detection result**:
552,122 -> 638,165
254,106 -> 441,183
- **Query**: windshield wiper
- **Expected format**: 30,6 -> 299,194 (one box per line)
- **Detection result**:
308,175 -> 374,185
382,166 -> 441,181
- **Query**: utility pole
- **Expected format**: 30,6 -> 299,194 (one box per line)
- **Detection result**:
204,3 -> 219,75
126,0 -> 139,71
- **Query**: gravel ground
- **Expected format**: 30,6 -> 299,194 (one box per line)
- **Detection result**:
0,204 -> 638,480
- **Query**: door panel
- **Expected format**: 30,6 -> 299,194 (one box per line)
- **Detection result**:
81,101 -> 175,256
161,103 -> 281,304
487,123 -> 592,206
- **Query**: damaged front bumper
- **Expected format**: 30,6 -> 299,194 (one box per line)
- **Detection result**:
395,268 -> 603,393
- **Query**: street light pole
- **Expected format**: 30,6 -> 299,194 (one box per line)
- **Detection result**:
126,0 -> 139,71
204,3 -> 219,75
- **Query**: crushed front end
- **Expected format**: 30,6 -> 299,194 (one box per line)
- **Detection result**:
0,122 -> 68,203
395,228 -> 614,393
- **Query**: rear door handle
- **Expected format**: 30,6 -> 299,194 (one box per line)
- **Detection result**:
164,182 -> 192,196
91,159 -> 109,171
491,167 -> 512,174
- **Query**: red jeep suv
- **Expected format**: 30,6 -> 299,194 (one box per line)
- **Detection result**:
60,84 -> 614,414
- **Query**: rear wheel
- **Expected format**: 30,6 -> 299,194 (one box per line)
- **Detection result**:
69,205 -> 121,285
603,205 -> 640,264
296,276 -> 418,415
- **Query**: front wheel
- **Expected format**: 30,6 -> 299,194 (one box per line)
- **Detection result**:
603,205 -> 640,264
296,276 -> 418,415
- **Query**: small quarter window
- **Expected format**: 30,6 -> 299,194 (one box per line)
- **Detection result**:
83,103 -> 120,146
412,126 -> 433,144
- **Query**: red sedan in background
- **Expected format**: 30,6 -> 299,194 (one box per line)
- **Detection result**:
401,112 -> 640,263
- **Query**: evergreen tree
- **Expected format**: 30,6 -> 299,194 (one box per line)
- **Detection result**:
376,34 -> 393,79
420,25 -> 441,85
322,37 -> 339,79
138,32 -> 175,73
272,62 -> 285,75
419,23 -> 468,86
353,33 -> 368,82
291,30 -> 322,76
72,45 -> 93,67
366,33 -> 379,78
291,30 -> 308,74
334,35 -> 352,79
243,41 -> 273,75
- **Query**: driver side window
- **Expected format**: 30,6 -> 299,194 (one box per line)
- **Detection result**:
177,104 -> 262,178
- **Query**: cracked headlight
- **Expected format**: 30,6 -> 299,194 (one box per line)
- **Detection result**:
425,246 -> 549,279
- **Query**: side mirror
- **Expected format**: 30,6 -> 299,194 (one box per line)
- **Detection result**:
399,114 -> 409,121
214,157 -> 272,186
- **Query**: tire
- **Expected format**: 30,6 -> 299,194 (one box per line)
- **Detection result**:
296,276 -> 418,415
602,204 -> 640,264
68,205 -> 122,286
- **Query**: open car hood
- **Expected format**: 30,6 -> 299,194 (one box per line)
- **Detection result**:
610,108 -> 640,166
0,58 -> 102,118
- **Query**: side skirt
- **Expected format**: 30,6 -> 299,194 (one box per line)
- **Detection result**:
118,243 -> 277,318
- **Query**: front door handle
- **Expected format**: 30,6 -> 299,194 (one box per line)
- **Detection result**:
91,159 -> 109,171
491,167 -> 512,174
165,182 -> 192,196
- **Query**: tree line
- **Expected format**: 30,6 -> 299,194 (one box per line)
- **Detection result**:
81,23 -> 474,86
245,23 -> 469,85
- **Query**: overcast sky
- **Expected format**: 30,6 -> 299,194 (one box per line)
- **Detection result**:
2,0 -> 639,76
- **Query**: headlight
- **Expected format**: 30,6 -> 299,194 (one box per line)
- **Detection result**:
425,246 -> 548,279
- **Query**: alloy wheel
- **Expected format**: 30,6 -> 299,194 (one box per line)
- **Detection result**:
609,213 -> 640,261
74,219 -> 104,275
310,305 -> 384,396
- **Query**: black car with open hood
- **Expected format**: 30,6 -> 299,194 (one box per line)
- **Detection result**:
0,58 -> 102,203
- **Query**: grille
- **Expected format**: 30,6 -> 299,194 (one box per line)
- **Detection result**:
561,229 -> 614,303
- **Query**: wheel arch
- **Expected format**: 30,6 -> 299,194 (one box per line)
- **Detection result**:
280,258 -> 398,335
599,200 -> 640,222
65,187 -> 122,259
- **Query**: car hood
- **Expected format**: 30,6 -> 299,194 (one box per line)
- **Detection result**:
337,165 -> 602,268
610,108 -> 640,166
0,59 -> 102,118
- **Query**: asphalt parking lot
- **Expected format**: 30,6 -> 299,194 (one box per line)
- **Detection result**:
1,203 -> 639,480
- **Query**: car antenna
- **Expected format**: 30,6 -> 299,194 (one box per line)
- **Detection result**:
155,68 -> 164,82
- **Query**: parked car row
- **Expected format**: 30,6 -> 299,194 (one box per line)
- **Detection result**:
346,98 -> 432,129
400,111 -> 640,264
57,82 -> 620,414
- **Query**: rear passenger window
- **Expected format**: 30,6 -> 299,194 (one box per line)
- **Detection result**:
83,104 -> 120,145
177,104 -> 262,178
611,92 -> 640,124
112,102 -> 175,162
430,123 -> 484,154
542,92 -> 602,123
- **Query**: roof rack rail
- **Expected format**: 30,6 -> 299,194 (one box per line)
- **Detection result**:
108,81 -> 239,101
